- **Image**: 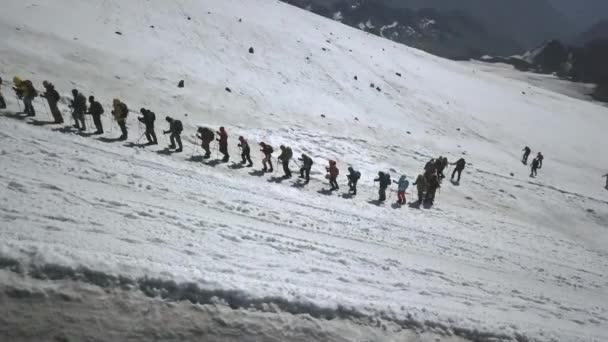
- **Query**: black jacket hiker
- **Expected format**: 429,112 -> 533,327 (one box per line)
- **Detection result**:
86,96 -> 104,134
138,108 -> 157,144
164,117 -> 183,152
298,154 -> 313,182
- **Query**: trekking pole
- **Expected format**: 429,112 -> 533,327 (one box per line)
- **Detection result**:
136,131 -> 146,144
15,95 -> 21,113
190,135 -> 197,157
41,98 -> 51,121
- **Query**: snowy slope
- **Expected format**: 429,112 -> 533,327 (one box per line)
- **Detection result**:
0,0 -> 607,341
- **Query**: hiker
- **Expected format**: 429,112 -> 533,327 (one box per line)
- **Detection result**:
259,142 -> 274,172
413,174 -> 427,204
86,96 -> 104,134
394,175 -> 409,204
0,77 -> 6,109
374,172 -> 391,202
70,89 -> 87,130
237,136 -> 253,167
13,77 -> 37,116
536,152 -> 544,169
138,108 -> 157,145
347,167 -> 361,195
164,116 -> 183,152
326,160 -> 339,190
111,98 -> 129,140
530,158 -> 540,177
197,127 -> 215,158
437,157 -> 448,180
216,127 -> 229,162
451,158 -> 466,183
603,174 -> 608,189
298,153 -> 313,182
522,146 -> 531,165
40,81 -> 63,123
278,145 -> 293,178
426,173 -> 440,205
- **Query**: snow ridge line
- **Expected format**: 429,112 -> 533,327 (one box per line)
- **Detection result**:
0,255 -> 530,342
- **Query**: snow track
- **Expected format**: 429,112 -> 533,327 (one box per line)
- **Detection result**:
1,0 -> 608,341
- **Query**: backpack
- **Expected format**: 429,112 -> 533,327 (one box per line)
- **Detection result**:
383,173 -> 391,186
266,145 -> 274,154
354,171 -> 361,180
285,147 -> 293,160
175,120 -> 183,133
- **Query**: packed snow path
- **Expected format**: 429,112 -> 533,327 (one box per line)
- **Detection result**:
1,0 -> 608,341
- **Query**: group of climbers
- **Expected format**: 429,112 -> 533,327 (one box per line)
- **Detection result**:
522,146 -> 544,178
23,75 -> 596,206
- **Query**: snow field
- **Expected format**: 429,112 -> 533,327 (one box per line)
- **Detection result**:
0,0 -> 607,340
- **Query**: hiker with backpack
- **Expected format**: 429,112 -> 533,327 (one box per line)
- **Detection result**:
536,152 -> 544,169
86,96 -> 104,134
237,136 -> 253,167
216,127 -> 229,162
326,160 -> 339,190
278,145 -> 293,178
394,175 -> 409,205
347,167 -> 360,195
259,142 -> 274,172
40,81 -> 63,124
603,173 -> 608,190
70,89 -> 87,130
530,158 -> 540,177
0,77 -> 6,109
298,153 -> 313,182
111,99 -> 129,140
197,127 -> 215,158
425,173 -> 440,206
138,108 -> 157,144
522,146 -> 531,165
451,158 -> 466,183
374,172 -> 391,202
164,116 -> 183,152
13,77 -> 38,116
413,174 -> 427,204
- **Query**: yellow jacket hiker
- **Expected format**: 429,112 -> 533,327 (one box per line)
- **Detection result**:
12,76 -> 38,116
111,98 -> 129,140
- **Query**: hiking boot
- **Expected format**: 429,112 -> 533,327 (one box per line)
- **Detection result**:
175,148 -> 183,153
247,163 -> 253,167
168,144 -> 176,149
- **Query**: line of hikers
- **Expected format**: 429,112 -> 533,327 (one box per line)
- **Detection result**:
2,75 -> 471,206
522,146 -> 544,178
